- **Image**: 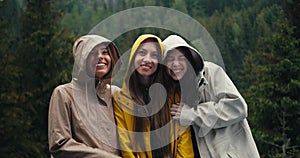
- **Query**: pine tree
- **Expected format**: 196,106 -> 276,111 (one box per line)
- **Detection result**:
241,10 -> 300,157
0,0 -> 74,157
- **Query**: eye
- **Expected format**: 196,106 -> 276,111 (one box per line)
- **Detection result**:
166,56 -> 174,62
137,50 -> 146,56
178,55 -> 186,61
102,48 -> 109,55
151,52 -> 159,59
89,50 -> 98,56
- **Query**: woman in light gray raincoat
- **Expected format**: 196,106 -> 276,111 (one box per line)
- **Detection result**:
163,35 -> 260,158
48,35 -> 121,158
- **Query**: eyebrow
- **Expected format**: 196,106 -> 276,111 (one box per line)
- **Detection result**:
138,48 -> 158,53
137,48 -> 146,51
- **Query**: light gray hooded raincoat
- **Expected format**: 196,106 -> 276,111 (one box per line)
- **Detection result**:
163,35 -> 260,158
48,35 -> 121,158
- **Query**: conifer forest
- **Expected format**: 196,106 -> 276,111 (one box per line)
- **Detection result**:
0,0 -> 299,157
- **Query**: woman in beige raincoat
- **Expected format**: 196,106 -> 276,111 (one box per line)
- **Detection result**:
163,35 -> 260,158
48,35 -> 121,158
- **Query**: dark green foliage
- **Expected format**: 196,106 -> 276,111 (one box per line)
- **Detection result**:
240,10 -> 300,157
0,0 -> 299,157
0,0 -> 74,157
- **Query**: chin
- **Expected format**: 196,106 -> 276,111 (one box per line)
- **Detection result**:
171,76 -> 179,81
95,73 -> 106,78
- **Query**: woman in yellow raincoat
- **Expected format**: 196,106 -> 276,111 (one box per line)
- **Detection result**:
113,34 -> 194,158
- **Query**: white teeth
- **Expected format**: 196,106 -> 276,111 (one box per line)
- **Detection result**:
97,63 -> 105,66
173,69 -> 182,73
141,65 -> 151,68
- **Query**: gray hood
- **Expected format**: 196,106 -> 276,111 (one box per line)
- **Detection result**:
163,35 -> 207,93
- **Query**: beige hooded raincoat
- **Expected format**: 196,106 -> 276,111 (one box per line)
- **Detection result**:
163,35 -> 260,158
48,35 -> 121,158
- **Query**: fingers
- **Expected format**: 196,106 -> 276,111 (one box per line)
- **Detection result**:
170,103 -> 180,116
176,102 -> 183,106
170,106 -> 179,112
170,103 -> 183,118
170,111 -> 177,117
171,103 -> 180,108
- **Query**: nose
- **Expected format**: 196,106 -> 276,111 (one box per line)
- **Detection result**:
142,53 -> 151,63
172,59 -> 180,67
96,51 -> 104,60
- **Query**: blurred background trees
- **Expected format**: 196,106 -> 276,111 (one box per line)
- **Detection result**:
0,0 -> 299,157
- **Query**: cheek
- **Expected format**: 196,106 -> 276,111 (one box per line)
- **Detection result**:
133,58 -> 140,69
166,62 -> 172,69
152,58 -> 159,66
182,62 -> 188,73
106,56 -> 112,65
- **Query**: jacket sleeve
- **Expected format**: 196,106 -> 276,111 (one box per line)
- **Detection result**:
113,95 -> 136,158
179,63 -> 248,137
48,86 -> 121,158
176,126 -> 194,158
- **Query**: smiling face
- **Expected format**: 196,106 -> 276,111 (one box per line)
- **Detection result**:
133,40 -> 160,78
165,49 -> 188,80
86,43 -> 112,78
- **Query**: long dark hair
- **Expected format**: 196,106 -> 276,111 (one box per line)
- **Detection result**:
127,38 -> 163,112
147,65 -> 174,158
127,38 -> 173,157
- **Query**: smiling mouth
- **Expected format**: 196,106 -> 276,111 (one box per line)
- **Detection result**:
171,68 -> 183,73
96,63 -> 107,69
140,64 -> 152,69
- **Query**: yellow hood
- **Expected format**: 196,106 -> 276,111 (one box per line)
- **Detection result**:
122,34 -> 164,93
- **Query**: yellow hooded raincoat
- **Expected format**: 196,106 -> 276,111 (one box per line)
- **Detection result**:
113,34 -> 194,158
